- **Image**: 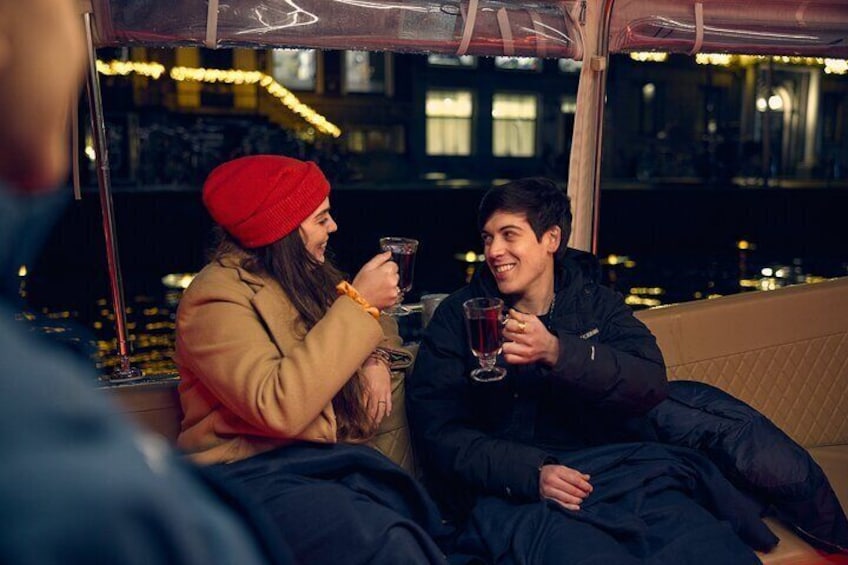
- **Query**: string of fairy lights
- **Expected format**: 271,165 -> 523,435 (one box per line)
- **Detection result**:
95,59 -> 341,138
629,52 -> 848,74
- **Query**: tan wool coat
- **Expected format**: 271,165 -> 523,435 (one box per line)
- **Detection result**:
174,252 -> 412,467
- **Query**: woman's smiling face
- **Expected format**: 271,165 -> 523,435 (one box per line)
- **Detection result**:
298,197 -> 337,263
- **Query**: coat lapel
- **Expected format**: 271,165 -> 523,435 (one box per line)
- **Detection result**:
220,254 -> 302,354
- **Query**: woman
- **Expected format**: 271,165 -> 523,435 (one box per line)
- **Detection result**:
174,155 -> 450,564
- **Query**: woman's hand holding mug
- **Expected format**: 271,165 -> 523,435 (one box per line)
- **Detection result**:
353,251 -> 399,311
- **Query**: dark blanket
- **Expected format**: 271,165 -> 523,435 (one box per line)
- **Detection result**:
647,380 -> 848,553
455,442 -> 776,564
215,442 -> 473,564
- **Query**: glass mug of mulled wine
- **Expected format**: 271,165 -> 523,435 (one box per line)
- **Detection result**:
462,297 -> 507,382
379,236 -> 418,316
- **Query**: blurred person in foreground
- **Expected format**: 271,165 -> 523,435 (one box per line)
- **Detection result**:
407,178 -> 780,564
0,1 -> 292,563
174,154 -> 460,564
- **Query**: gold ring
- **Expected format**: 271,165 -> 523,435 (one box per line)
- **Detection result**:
517,320 -> 527,333
377,400 -> 387,404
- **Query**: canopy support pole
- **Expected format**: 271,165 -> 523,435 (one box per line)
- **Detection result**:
566,0 -> 615,254
82,8 -> 143,383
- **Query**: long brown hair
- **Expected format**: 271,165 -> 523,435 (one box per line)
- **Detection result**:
211,226 -> 376,442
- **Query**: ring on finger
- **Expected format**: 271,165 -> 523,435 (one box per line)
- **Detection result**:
516,320 -> 527,334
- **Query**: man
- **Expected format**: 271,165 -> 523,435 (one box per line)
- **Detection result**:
0,1 -> 290,562
407,178 -> 778,564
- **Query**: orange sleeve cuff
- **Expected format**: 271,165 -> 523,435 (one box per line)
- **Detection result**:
335,281 -> 380,320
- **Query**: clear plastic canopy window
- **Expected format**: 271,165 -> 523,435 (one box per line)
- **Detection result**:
87,0 -> 848,253
91,0 -> 848,58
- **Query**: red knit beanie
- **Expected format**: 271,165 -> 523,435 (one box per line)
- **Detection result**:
202,155 -> 330,248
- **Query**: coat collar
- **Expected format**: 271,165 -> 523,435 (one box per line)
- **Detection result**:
217,250 -> 305,348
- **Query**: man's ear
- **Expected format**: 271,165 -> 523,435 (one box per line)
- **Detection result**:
546,227 -> 561,253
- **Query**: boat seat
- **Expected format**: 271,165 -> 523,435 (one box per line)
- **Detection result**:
636,276 -> 848,563
105,276 -> 848,563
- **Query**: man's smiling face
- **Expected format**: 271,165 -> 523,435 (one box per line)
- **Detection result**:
481,210 -> 558,299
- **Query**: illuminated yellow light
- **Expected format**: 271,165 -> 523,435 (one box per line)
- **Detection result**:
96,60 -> 166,79
601,254 -> 635,267
629,287 -> 664,296
624,295 -> 662,307
161,273 -> 197,290
18,265 -> 27,277
696,53 -> 732,66
825,58 -> 848,75
170,66 -> 341,137
98,59 -> 340,137
737,240 -> 750,250
85,145 -> 96,161
691,53 -> 846,73
759,278 -> 779,291
629,52 -> 668,63
464,251 -> 478,263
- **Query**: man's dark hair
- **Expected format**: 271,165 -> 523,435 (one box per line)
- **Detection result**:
477,177 -> 572,262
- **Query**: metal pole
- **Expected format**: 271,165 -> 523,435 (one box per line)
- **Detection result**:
82,10 -> 142,383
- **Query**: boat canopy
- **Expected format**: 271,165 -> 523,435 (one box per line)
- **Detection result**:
88,0 -> 848,252
90,0 -> 848,58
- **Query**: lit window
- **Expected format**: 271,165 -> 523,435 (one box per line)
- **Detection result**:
344,51 -> 386,94
494,57 -> 540,71
270,49 -> 316,90
492,93 -> 537,157
426,90 -> 473,156
558,58 -> 583,73
427,54 -> 477,67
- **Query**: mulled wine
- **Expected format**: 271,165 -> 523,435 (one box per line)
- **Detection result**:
462,297 -> 507,382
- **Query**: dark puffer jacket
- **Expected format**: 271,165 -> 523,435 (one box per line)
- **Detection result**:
407,248 -> 668,516
648,380 -> 848,553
